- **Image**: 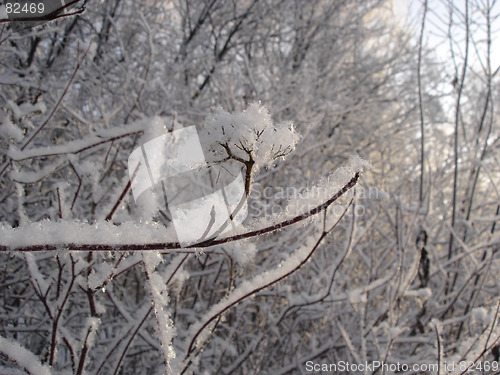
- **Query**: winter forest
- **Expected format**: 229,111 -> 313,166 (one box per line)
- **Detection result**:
0,0 -> 499,374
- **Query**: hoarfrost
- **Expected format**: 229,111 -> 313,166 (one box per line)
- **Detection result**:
200,103 -> 301,172
0,336 -> 53,375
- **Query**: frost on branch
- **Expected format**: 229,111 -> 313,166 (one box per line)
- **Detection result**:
0,98 -> 366,375
143,253 -> 177,373
200,103 -> 300,175
0,335 -> 52,375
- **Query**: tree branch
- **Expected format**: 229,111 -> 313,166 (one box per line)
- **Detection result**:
0,173 -> 360,252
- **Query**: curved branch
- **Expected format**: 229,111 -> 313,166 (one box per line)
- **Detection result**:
0,176 -> 360,252
0,173 -> 360,252
185,223 -> 329,359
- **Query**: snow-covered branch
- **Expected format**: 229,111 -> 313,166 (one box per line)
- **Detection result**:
0,170 -> 361,252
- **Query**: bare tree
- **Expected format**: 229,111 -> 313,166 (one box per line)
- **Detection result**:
1,0 -> 499,374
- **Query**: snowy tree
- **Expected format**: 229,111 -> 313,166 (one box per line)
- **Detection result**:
1,0 -> 500,374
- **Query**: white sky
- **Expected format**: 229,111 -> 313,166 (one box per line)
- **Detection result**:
392,0 -> 500,77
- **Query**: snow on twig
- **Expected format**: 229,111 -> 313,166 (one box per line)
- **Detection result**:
0,167 -> 363,252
